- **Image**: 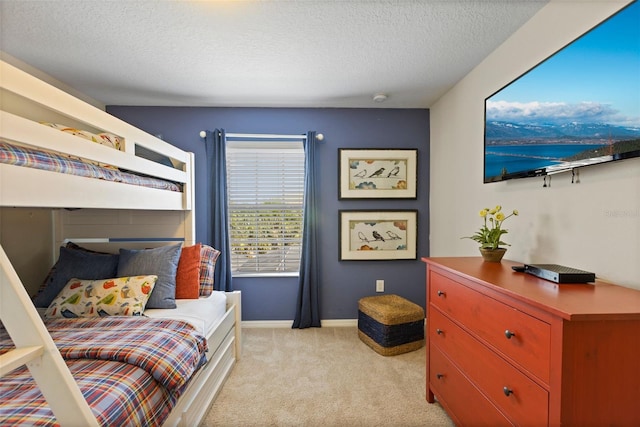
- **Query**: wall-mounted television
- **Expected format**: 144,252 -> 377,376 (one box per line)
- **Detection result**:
484,1 -> 640,183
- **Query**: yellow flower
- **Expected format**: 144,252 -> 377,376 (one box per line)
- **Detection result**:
462,204 -> 519,250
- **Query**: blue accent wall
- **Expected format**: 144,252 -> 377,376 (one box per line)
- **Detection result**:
107,107 -> 430,321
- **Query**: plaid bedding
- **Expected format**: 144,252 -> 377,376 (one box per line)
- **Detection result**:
0,316 -> 207,426
46,317 -> 206,390
1,360 -> 174,426
0,141 -> 181,192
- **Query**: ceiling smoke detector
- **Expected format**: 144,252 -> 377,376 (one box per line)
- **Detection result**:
373,93 -> 388,103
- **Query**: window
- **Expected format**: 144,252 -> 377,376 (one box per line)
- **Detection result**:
226,140 -> 305,275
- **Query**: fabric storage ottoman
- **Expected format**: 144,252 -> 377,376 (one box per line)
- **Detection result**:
358,294 -> 425,356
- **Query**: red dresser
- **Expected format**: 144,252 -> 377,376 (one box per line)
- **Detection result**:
423,257 -> 640,426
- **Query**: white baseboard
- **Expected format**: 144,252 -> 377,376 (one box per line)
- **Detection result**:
241,320 -> 292,328
242,319 -> 358,328
323,319 -> 358,327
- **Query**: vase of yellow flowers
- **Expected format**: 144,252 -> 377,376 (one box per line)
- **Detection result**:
462,205 -> 519,262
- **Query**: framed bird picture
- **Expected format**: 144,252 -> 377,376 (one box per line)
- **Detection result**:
338,149 -> 417,199
339,210 -> 417,260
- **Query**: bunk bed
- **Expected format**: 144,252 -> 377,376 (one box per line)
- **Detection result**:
0,59 -> 241,426
0,59 -> 192,211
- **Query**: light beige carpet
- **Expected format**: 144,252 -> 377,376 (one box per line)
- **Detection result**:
201,327 -> 454,427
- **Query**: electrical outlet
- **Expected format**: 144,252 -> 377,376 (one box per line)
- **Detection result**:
376,279 -> 384,292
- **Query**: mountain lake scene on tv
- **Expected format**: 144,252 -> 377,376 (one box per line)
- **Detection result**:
484,1 -> 640,182
484,124 -> 640,182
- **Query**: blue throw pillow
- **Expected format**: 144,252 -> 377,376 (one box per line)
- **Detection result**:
32,246 -> 119,308
117,244 -> 182,309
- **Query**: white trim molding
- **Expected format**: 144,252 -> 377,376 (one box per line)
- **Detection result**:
242,319 -> 358,328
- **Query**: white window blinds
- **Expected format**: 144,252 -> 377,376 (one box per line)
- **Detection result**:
226,141 -> 305,275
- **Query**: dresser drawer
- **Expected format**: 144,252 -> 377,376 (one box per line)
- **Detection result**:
429,270 -> 551,383
430,307 -> 549,426
430,345 -> 512,427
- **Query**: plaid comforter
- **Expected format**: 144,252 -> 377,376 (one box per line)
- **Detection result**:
46,317 -> 207,390
0,141 -> 181,192
0,316 -> 207,426
1,360 -> 173,426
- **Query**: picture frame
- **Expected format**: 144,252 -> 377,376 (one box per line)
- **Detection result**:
339,210 -> 418,261
338,149 -> 417,199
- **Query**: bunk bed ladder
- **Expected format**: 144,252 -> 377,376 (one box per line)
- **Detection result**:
0,244 -> 99,426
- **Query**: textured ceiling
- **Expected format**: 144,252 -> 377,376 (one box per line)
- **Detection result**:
0,0 -> 548,108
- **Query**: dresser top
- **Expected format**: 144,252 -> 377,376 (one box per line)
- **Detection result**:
423,257 -> 640,321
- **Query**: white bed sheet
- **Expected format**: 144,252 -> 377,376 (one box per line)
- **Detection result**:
143,291 -> 227,338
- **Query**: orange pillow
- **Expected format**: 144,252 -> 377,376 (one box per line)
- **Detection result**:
175,243 -> 202,299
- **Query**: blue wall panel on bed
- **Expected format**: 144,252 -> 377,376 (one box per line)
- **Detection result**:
107,106 -> 430,322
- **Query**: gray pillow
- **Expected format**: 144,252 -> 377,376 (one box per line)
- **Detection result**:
32,246 -> 119,308
117,244 -> 182,309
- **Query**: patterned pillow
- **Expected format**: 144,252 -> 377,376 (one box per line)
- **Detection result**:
199,245 -> 221,297
40,122 -> 123,150
96,132 -> 124,150
44,275 -> 157,319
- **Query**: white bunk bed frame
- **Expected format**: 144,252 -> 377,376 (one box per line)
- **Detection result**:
0,59 -> 192,211
0,59 -> 241,426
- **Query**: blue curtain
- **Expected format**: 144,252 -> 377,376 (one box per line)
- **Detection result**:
204,129 -> 233,292
292,131 -> 321,328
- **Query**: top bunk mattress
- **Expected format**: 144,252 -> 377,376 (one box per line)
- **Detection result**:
144,291 -> 227,338
0,141 -> 182,192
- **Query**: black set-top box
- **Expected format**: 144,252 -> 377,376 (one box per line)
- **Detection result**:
524,264 -> 596,284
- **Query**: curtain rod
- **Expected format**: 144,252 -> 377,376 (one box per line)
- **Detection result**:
199,131 -> 306,140
227,133 -> 307,140
199,131 -> 324,141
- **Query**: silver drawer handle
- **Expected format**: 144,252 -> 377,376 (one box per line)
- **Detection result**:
504,330 -> 516,339
503,386 -> 514,397
436,328 -> 444,335
436,373 -> 444,379
437,290 -> 446,297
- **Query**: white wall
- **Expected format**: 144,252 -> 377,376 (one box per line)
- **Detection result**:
429,0 -> 639,289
